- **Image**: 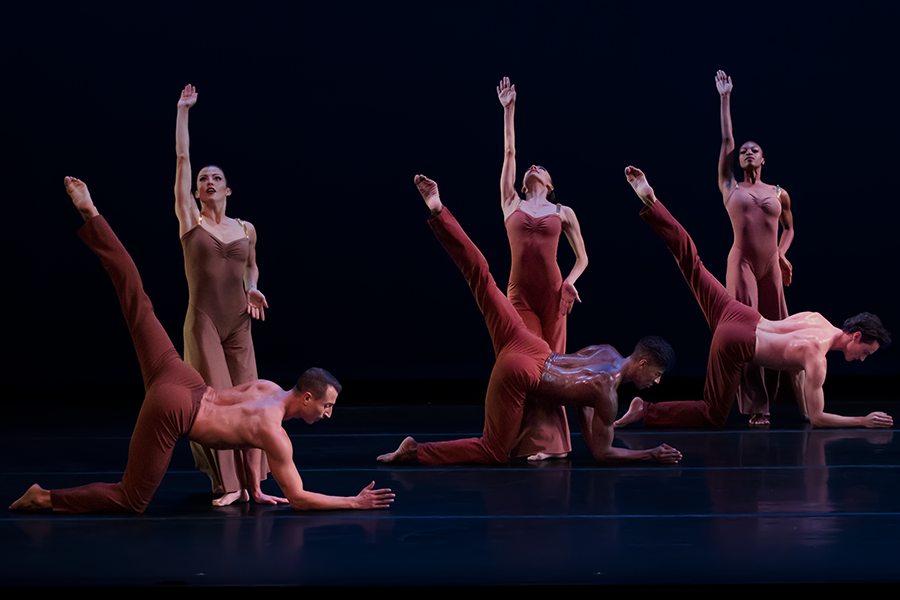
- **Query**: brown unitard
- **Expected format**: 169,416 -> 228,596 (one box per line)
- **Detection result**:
182,222 -> 268,494
641,200 -> 760,428
724,184 -> 788,416
504,203 -> 572,457
51,216 -> 209,513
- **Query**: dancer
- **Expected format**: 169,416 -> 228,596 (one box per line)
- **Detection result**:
175,84 -> 270,505
376,176 -> 681,466
716,70 -> 796,426
497,77 -> 589,460
617,166 -> 892,430
10,178 -> 393,514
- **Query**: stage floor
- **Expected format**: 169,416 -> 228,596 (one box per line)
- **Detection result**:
2,393 -> 898,587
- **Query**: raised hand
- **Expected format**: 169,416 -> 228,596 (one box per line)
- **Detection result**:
247,289 -> 268,321
559,280 -> 581,315
355,481 -> 395,509
497,76 -> 516,108
650,444 -> 682,464
178,84 -> 198,110
715,70 -> 733,96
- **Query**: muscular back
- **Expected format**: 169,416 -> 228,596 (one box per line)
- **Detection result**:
188,381 -> 288,451
754,312 -> 838,371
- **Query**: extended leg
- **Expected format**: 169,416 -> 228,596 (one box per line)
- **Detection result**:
377,178 -> 548,464
12,179 -> 206,513
625,167 -> 758,428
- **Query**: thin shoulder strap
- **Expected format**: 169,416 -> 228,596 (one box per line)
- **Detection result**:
556,203 -> 561,214
236,218 -> 250,238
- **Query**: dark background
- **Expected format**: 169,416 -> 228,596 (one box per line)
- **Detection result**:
6,2 -> 897,399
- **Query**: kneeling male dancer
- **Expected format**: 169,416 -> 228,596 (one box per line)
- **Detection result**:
377,175 -> 682,465
10,178 -> 394,514
618,166 -> 892,429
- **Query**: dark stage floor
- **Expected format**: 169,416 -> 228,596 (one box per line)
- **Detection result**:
2,381 -> 898,587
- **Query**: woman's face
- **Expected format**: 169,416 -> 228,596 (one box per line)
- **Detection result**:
195,166 -> 231,202
523,164 -> 553,191
738,142 -> 764,170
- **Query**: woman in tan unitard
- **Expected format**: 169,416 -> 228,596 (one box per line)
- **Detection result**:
716,70 -> 796,426
175,84 -> 270,505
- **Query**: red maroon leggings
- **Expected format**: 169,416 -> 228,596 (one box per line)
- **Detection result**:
417,208 -> 552,464
51,217 -> 208,513
640,201 -> 760,428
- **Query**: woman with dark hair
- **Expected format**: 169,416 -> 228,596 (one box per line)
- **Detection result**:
716,70 -> 796,426
497,77 -> 588,460
175,84 -> 273,505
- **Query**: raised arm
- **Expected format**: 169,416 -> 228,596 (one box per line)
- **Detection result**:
264,427 -> 394,510
243,221 -> 269,321
498,77 -> 519,217
716,70 -> 736,195
802,353 -> 893,428
559,206 -> 588,315
578,406 -> 681,464
175,84 -> 201,237
777,187 -> 795,286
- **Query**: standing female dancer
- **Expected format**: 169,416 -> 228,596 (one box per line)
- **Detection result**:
497,77 -> 588,459
175,84 -> 271,505
716,70 -> 796,426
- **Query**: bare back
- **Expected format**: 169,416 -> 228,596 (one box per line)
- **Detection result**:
754,312 -> 839,371
188,381 -> 288,451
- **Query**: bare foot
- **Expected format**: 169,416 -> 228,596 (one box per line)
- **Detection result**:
527,452 -> 568,461
377,436 -> 418,463
414,175 -> 443,215
749,413 -> 771,427
614,397 -> 648,428
212,489 -> 250,507
64,176 -> 99,222
624,166 -> 657,208
10,484 -> 52,511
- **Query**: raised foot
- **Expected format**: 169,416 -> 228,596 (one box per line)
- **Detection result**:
527,452 -> 568,461
212,489 -> 250,507
64,176 -> 99,221
749,413 -> 771,427
377,436 -> 418,463
614,397 -> 648,428
624,166 -> 656,208
10,484 -> 51,511
413,174 -> 443,215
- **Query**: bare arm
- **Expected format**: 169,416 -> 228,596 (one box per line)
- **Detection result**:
243,221 -> 268,321
578,407 -> 681,464
716,71 -> 736,195
175,84 -> 200,237
498,77 -> 519,216
559,206 -> 588,315
803,354 -> 892,428
777,188 -> 795,286
264,428 -> 394,510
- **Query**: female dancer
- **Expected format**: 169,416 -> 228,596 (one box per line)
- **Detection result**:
175,84 -> 270,505
497,77 -> 588,459
716,70 -> 796,426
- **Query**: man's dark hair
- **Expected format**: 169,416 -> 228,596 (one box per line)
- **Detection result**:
293,367 -> 342,398
633,336 -> 676,372
842,313 -> 891,347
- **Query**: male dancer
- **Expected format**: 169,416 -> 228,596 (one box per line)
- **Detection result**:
617,166 -> 892,429
10,178 -> 394,514
377,175 -> 682,466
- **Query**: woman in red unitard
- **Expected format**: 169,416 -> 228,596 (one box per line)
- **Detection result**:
716,70 -> 796,426
497,77 -> 588,459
